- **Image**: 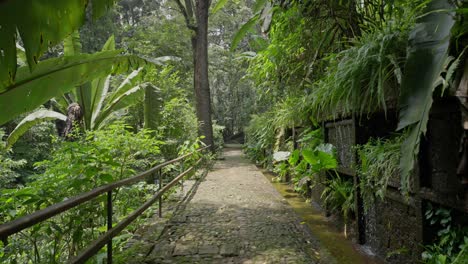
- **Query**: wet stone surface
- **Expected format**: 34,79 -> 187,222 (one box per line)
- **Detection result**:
134,148 -> 326,264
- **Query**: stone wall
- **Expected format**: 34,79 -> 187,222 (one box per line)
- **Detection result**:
320,98 -> 467,263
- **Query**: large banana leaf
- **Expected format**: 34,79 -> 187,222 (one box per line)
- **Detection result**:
397,0 -> 455,194
0,51 -> 149,125
0,0 -> 116,87
6,109 -> 66,148
105,68 -> 144,104
76,35 -> 116,130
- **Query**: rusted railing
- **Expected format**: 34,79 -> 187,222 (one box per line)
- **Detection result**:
0,145 -> 210,263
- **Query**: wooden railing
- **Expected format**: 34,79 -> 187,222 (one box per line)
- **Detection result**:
0,145 -> 211,263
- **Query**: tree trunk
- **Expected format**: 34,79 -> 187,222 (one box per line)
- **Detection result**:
192,0 -> 214,150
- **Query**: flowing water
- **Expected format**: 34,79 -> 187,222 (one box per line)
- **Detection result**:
262,170 -> 383,264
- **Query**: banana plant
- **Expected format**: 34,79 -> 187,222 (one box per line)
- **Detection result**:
6,34 -> 147,147
397,0 -> 458,194
0,0 -> 117,88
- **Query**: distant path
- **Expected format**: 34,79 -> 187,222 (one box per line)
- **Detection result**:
143,146 -> 330,264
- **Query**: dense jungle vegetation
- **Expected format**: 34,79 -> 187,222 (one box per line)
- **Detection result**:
0,0 -> 467,263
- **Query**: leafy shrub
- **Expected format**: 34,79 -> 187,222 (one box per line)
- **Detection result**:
422,204 -> 468,264
158,97 -> 198,159
356,134 -> 404,211
0,122 -> 163,263
212,120 -> 225,152
321,175 -> 355,221
0,129 -> 26,188
308,1 -> 425,119
244,112 -> 276,165
288,129 -> 336,194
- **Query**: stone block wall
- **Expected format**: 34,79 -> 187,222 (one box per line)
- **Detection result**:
320,98 -> 467,263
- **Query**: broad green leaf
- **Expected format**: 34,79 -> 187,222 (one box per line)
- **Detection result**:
288,149 -> 300,166
211,0 -> 228,14
6,109 -> 66,148
94,85 -> 145,129
302,149 -> 316,166
231,14 -> 259,51
0,51 -> 150,125
397,0 -> 456,194
316,151 -> 338,170
0,0 -> 117,86
90,76 -> 111,130
63,31 -> 82,56
78,35 -> 115,130
106,67 -> 144,105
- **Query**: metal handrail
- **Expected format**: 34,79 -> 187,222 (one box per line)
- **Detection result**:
0,145 -> 210,263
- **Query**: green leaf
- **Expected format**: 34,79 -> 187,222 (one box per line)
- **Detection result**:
0,0 -> 117,86
397,0 -> 456,194
63,31 -> 82,56
316,151 -> 338,170
211,0 -> 228,14
0,51 -> 150,125
302,149 -> 316,166
94,84 -> 145,129
288,149 -> 300,166
90,76 -> 111,130
6,109 -> 66,148
253,0 -> 268,14
231,14 -> 259,52
105,67 -> 144,105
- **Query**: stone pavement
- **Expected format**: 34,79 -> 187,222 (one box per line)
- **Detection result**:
132,147 -> 331,263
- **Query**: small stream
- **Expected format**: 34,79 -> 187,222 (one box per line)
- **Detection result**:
262,170 -> 383,264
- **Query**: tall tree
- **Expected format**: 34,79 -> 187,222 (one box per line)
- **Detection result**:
174,0 -> 215,150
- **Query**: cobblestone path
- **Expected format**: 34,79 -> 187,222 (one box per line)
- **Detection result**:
141,147 -> 331,264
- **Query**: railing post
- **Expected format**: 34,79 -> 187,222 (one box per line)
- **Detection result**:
158,169 -> 162,218
107,190 -> 113,264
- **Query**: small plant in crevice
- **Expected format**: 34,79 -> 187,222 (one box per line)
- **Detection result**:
321,174 -> 355,220
356,133 -> 404,212
320,174 -> 355,238
422,204 -> 468,264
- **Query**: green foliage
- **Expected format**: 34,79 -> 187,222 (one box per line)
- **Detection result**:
0,130 -> 26,188
6,110 -> 66,148
357,134 -> 404,211
422,204 -> 468,264
302,143 -> 337,173
6,35 -> 153,147
211,0 -> 229,14
158,97 -> 198,158
9,116 -> 56,182
0,50 -> 150,126
244,111 -> 277,165
212,120 -> 225,152
321,175 -> 355,221
309,25 -> 406,118
398,0 -> 461,196
0,122 -> 162,263
288,129 -> 338,195
0,0 -> 117,87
